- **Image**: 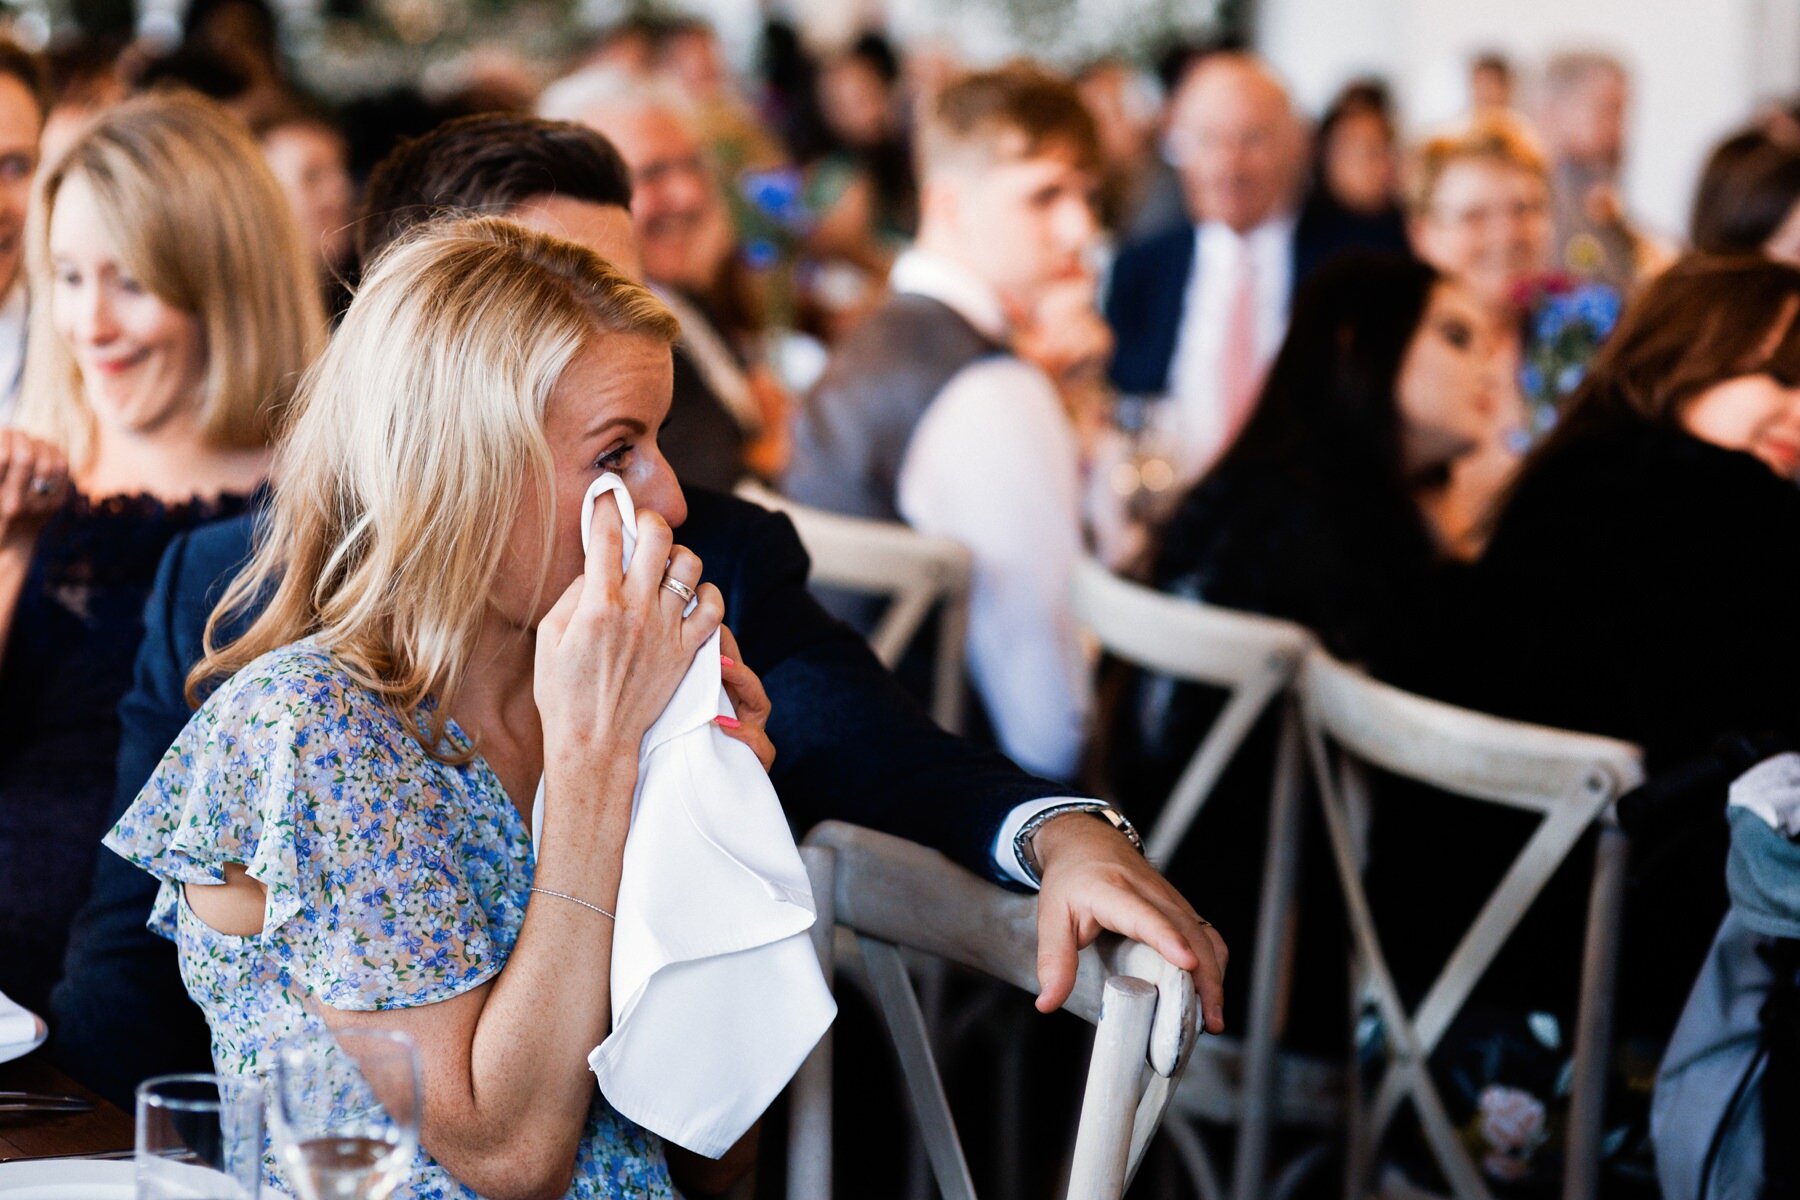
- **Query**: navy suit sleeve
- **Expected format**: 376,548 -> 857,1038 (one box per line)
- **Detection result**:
710,503 -> 1068,885
48,531 -> 215,1106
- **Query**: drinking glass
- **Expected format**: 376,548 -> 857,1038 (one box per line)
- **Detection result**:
136,1074 -> 264,1199
269,1028 -> 422,1200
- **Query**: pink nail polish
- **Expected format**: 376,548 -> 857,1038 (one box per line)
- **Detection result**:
720,655 -> 735,668
715,715 -> 742,729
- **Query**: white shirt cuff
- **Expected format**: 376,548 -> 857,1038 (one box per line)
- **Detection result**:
993,796 -> 1099,888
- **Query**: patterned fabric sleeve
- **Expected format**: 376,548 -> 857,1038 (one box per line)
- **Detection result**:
105,643 -> 504,1013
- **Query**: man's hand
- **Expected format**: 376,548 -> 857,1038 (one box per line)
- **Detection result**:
1030,813 -> 1227,1033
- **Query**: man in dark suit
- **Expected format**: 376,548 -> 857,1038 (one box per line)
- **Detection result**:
52,113 -> 1225,1106
1106,53 -> 1347,485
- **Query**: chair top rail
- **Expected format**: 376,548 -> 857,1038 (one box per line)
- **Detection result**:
1071,558 -> 1315,688
1301,649 -> 1644,812
735,481 -> 973,594
803,820 -> 1197,1078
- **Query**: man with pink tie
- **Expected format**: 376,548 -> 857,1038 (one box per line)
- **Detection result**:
1106,53 -> 1342,485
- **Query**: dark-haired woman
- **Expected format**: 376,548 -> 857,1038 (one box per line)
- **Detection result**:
1690,128 -> 1800,264
1447,255 -> 1800,1045
1103,252 -> 1496,1043
1300,80 -> 1411,258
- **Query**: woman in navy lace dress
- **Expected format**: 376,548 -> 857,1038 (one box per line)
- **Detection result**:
0,93 -> 324,1012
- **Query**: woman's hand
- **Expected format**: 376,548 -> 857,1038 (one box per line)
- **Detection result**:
0,430 -> 71,552
533,498 -> 724,801
716,625 -> 774,773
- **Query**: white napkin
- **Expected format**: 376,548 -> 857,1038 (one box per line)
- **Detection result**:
0,987 -> 38,1045
1728,751 -> 1800,838
532,474 -> 835,1158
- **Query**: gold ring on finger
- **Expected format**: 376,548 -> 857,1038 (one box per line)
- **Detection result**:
660,576 -> 697,604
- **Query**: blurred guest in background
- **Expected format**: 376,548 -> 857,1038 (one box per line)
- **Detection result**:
1539,50 -> 1662,288
1123,253 -> 1493,734
1105,54 -> 1329,486
0,93 -> 324,1015
1075,57 -> 1184,243
251,100 -> 356,318
1407,119 -> 1556,551
1301,79 -> 1410,257
788,64 -> 1102,782
40,39 -> 125,179
1469,50 -> 1515,118
0,40 -> 45,424
1410,119 -> 1553,323
809,35 -> 915,253
794,35 -> 915,336
654,16 -> 784,182
540,67 -> 789,481
1690,127 -> 1800,264
1107,252 -> 1495,1038
1449,255 -> 1800,1047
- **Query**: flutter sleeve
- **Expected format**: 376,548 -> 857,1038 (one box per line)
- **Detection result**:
105,643 -> 506,1012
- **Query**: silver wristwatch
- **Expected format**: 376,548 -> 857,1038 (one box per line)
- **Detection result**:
1013,801 -> 1145,887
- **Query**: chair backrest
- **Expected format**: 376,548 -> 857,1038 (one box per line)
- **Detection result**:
1298,648 -> 1644,1200
788,821 -> 1198,1200
737,481 -> 973,732
1070,557 -> 1316,864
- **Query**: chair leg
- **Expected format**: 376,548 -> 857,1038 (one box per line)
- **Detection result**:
1161,1116 -> 1229,1200
1233,705 -> 1305,1200
1563,822 -> 1628,1200
788,847 -> 837,1200
1067,976 -> 1160,1200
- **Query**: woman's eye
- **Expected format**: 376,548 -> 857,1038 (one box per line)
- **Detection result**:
1440,318 -> 1473,351
594,444 -> 631,471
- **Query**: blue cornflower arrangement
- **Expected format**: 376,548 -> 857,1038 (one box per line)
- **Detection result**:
1517,277 -> 1623,441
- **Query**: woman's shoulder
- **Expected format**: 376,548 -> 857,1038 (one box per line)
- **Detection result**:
1514,422 -> 1800,527
190,639 -> 425,765
202,639 -> 363,714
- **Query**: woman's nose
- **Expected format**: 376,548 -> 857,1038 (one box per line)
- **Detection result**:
639,457 -> 689,531
75,283 -> 117,345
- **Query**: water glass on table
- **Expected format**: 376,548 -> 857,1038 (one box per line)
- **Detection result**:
269,1029 -> 421,1200
135,1074 -> 264,1199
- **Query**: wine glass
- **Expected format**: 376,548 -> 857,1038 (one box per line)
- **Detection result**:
136,1074 -> 263,1199
269,1028 -> 422,1200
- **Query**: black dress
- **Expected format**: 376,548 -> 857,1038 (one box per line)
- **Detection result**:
0,488 -> 258,1015
1102,457 -> 1452,1049
1436,419 -> 1800,1042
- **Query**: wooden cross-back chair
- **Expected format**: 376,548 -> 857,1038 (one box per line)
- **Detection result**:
785,822 -> 1199,1200
1071,558 -> 1328,1200
735,481 -> 972,733
1298,649 -> 1643,1200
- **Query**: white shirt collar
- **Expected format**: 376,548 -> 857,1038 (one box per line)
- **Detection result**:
1196,212 -> 1297,261
889,247 -> 1011,342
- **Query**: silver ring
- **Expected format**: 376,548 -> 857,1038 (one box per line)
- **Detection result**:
660,576 -> 697,604
29,477 -> 53,497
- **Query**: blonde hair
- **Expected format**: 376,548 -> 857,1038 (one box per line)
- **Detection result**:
1407,116 -> 1549,216
15,92 -> 326,470
193,216 -> 680,758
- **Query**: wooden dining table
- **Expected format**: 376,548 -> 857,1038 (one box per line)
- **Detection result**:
0,1048 -> 133,1162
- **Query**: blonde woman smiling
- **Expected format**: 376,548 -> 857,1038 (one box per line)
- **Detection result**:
109,217 -> 778,1199
0,92 -> 323,1016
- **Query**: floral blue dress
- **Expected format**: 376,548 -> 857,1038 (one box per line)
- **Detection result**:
105,639 -> 674,1200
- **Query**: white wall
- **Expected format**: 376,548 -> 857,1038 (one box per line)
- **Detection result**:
1257,0 -> 1800,241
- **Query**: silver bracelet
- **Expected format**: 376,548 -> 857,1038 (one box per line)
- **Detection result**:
1011,801 -> 1145,887
530,886 -> 615,921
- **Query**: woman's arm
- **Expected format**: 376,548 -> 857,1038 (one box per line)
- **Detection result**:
0,430 -> 72,672
194,505 -> 727,1200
